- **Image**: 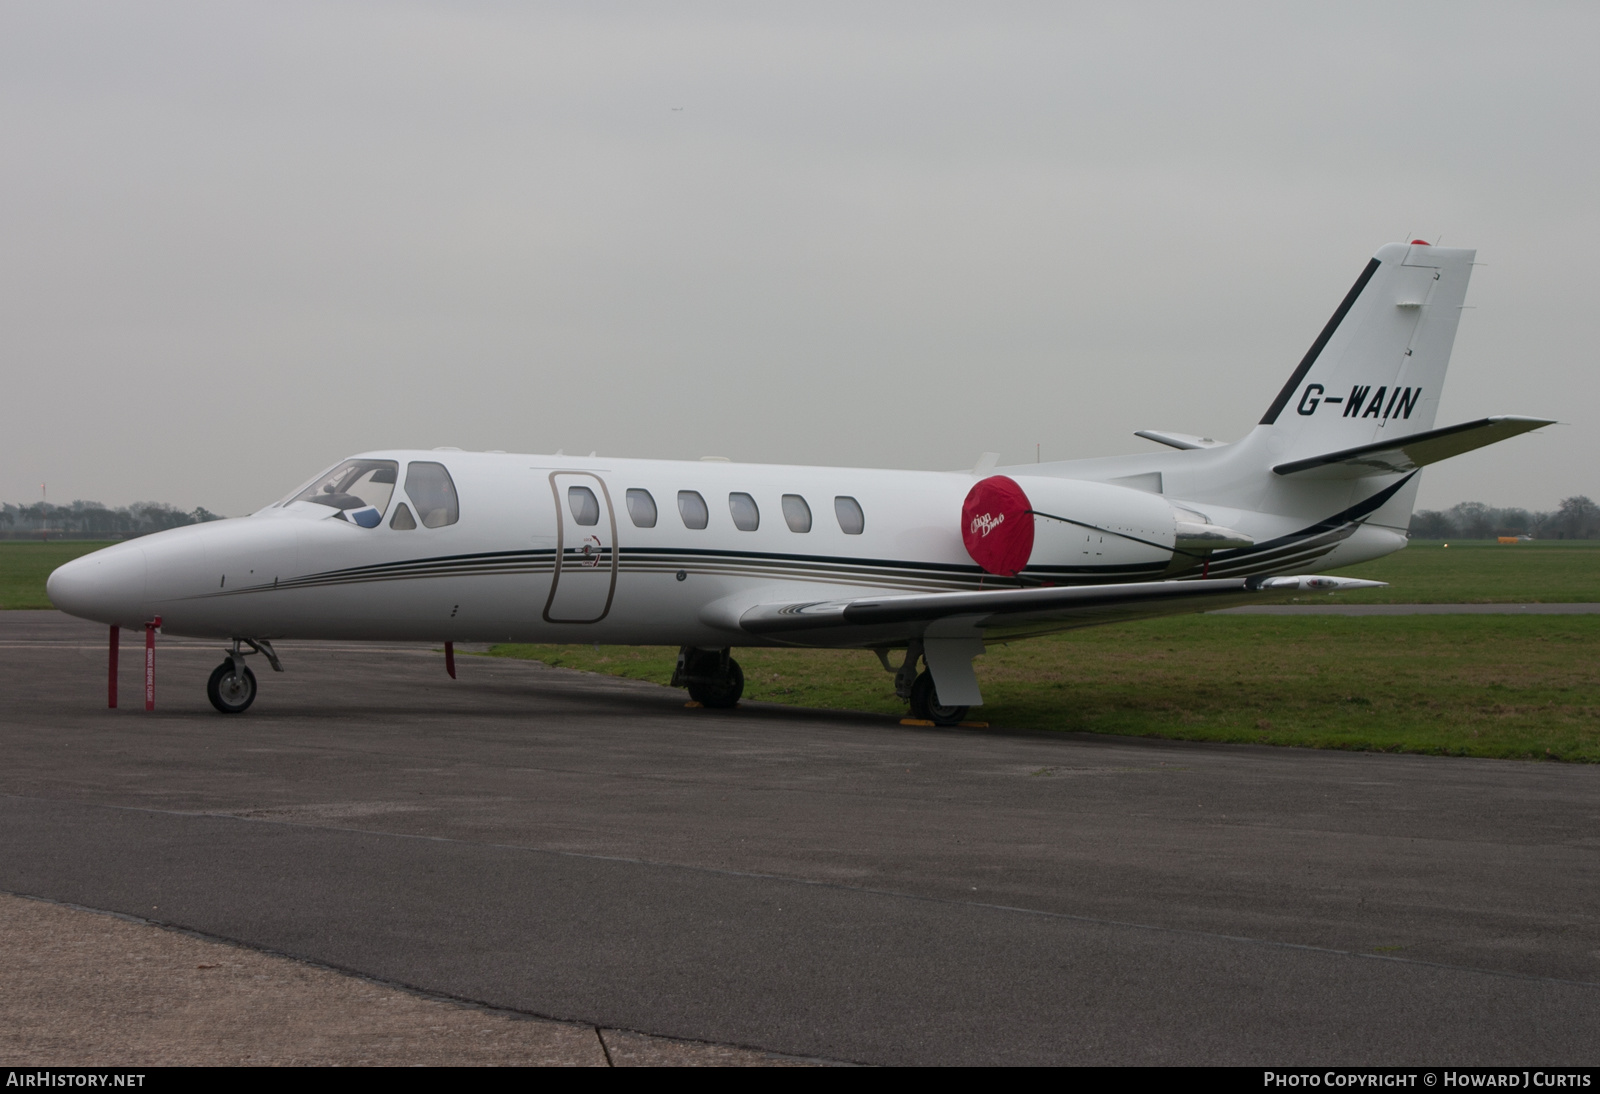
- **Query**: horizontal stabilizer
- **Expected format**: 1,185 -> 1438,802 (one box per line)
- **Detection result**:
1134,430 -> 1228,451
1271,416 -> 1554,479
735,574 -> 1385,643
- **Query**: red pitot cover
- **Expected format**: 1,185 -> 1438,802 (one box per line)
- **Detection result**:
961,475 -> 1034,576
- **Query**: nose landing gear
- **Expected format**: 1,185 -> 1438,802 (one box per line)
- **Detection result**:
206,638 -> 282,714
207,660 -> 257,713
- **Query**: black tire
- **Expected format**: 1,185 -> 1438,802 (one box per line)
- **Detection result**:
908,670 -> 967,726
688,657 -> 744,709
207,660 -> 257,714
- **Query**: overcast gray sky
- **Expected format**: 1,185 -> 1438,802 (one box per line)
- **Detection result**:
2,2 -> 1595,515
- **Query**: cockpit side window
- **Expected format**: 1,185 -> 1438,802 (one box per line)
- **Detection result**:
290,459 -> 398,528
405,462 -> 460,528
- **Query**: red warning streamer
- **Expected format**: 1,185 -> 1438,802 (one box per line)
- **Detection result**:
144,617 -> 160,711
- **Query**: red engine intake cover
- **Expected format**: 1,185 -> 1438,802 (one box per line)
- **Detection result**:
962,475 -> 1035,576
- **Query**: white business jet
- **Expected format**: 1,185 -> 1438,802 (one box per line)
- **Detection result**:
49,241 -> 1551,724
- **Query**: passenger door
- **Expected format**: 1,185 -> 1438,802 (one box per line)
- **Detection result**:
543,472 -> 618,623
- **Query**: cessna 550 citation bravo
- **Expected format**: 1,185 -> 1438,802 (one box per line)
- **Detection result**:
49,241 -> 1552,724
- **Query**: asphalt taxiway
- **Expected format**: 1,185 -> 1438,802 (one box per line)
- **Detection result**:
2,611 -> 1597,1065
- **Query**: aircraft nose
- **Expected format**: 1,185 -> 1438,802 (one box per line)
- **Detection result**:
47,544 -> 148,626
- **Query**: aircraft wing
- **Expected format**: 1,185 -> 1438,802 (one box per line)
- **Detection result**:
726,574 -> 1383,646
1272,416 -> 1554,479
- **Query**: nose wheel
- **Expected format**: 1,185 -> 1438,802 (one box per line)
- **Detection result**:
205,637 -> 281,713
207,660 -> 258,713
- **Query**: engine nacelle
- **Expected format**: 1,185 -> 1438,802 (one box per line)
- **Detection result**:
961,475 -> 1251,578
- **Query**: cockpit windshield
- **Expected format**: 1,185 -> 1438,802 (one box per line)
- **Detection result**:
289,460 -> 398,528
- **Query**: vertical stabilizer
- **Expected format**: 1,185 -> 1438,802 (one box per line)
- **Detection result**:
1259,242 -> 1475,468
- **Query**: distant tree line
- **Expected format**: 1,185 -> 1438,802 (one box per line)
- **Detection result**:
1409,497 -> 1600,540
0,500 -> 224,539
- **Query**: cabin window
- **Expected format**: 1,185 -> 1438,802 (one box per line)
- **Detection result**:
404,461 -> 460,528
626,489 -> 657,528
782,494 -> 812,533
389,503 -> 417,530
678,490 -> 709,530
568,485 -> 600,526
835,496 -> 864,535
291,459 -> 397,528
729,492 -> 760,531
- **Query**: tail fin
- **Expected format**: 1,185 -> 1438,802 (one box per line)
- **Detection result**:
1259,242 -> 1474,468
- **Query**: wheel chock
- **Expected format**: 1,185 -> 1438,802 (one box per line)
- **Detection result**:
899,718 -> 935,726
684,701 -> 703,708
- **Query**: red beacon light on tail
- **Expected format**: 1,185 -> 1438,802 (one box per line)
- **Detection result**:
961,476 -> 1035,576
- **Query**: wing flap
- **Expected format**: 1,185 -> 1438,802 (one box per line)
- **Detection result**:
1272,416 -> 1554,479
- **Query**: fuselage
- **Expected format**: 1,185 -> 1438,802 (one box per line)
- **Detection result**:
47,448 -> 1406,648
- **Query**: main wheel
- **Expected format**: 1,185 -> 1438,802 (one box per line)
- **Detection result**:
688,657 -> 744,709
207,660 -> 257,714
908,670 -> 968,726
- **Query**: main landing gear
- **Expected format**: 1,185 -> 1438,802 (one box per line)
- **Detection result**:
908,671 -> 969,727
207,638 -> 283,714
879,639 -> 970,727
672,646 -> 744,708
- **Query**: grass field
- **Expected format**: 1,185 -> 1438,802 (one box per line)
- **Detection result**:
1313,540 -> 1600,603
491,614 -> 1600,762
0,542 -> 116,609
